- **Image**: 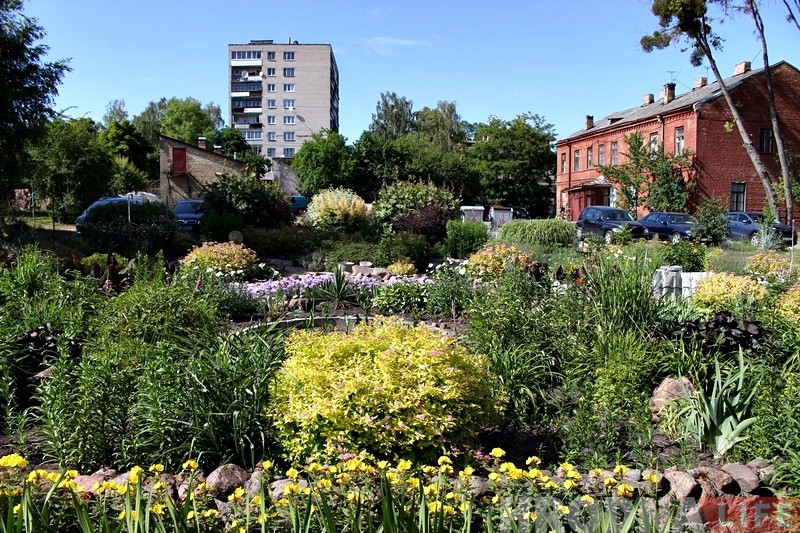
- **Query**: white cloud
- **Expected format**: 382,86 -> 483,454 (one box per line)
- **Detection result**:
360,36 -> 428,56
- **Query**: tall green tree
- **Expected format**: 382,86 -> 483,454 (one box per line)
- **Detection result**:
102,98 -> 128,126
351,131 -> 405,198
214,127 -> 251,159
415,101 -> 464,147
160,97 -> 223,145
98,119 -> 154,179
28,118 -> 114,221
641,0 -> 780,219
369,91 -> 414,140
132,98 -> 167,146
292,130 -> 355,195
0,0 -> 70,215
468,113 -> 556,217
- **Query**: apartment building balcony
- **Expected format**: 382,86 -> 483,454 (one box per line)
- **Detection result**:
231,59 -> 263,67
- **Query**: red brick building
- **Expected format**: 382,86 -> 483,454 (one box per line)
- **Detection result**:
555,61 -> 800,222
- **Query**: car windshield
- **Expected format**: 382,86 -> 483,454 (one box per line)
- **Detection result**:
603,210 -> 633,221
749,213 -> 778,224
668,214 -> 694,224
174,202 -> 202,214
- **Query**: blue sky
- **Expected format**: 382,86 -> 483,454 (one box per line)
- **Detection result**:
24,0 -> 800,143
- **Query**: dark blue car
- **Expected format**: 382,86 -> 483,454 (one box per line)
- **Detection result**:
726,211 -> 796,245
638,212 -> 695,243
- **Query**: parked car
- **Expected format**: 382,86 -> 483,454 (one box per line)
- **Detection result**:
287,195 -> 308,214
75,196 -> 143,234
172,199 -> 204,231
638,212 -> 696,242
575,206 -> 646,244
725,211 -> 796,245
510,206 -> 530,219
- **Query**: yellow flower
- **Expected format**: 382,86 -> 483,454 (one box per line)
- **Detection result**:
12,504 -> 21,515
129,466 -> 143,485
386,472 -> 400,484
525,456 -> 541,466
557,505 -> 570,515
527,468 -> 542,479
317,478 -> 333,490
66,469 -> 79,479
580,495 -> 595,505
183,459 -> 199,471
437,456 -> 452,466
563,479 -> 577,490
396,459 -> 412,471
488,472 -> 501,482
616,483 -> 635,498
443,505 -> 456,516
0,453 -> 28,469
228,486 -> 246,501
613,464 -> 629,476
151,504 -> 165,515
283,483 -> 301,495
148,464 -> 164,473
643,472 -> 659,484
252,494 -> 262,506
406,477 -> 421,490
603,477 -> 618,487
544,480 -> 559,490
460,466 -> 475,478
347,491 -> 360,501
566,469 -> 582,480
560,462 -> 575,472
260,460 -> 273,471
523,511 -> 537,521
590,468 -> 604,477
422,465 -> 437,475
186,511 -> 195,520
423,484 -> 438,497
286,467 -> 300,479
491,494 -> 500,504
490,448 -> 506,458
118,510 -> 127,520
202,509 -> 219,518
153,481 -> 168,492
439,464 -> 453,475
459,501 -> 470,513
377,460 -> 390,470
427,501 -> 442,513
335,472 -> 350,484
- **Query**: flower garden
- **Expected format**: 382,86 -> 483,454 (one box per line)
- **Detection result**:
2,187 -> 800,531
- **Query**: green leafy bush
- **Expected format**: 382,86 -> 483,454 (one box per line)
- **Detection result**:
777,281 -> 800,322
304,187 -> 368,232
691,272 -> 768,317
392,202 -> 460,244
425,261 -> 473,318
372,181 -> 460,228
269,318 -> 497,462
466,242 -> 538,281
376,232 -> 433,271
692,197 -> 729,245
200,210 -> 244,242
79,202 -> 177,256
242,225 -> 316,259
659,240 -> 707,272
373,280 -> 429,314
180,241 -> 258,279
202,173 -> 293,231
497,219 -> 577,248
445,219 -> 488,259
314,241 -> 380,271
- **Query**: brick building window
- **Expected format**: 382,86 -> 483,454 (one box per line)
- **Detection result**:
283,147 -> 295,157
266,68 -> 276,76
267,148 -> 276,157
675,127 -> 685,155
587,146 -> 594,168
283,68 -> 295,77
267,51 -> 276,61
598,144 -> 605,166
611,142 -> 618,165
759,129 -> 773,154
560,152 -> 566,173
267,84 -> 276,92
649,133 -> 659,155
283,51 -> 295,60
730,182 -> 746,211
573,149 -> 580,171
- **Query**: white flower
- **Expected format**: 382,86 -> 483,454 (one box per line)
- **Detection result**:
206,267 -> 214,273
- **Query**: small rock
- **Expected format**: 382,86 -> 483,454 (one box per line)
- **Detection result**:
73,467 -> 118,495
206,464 -> 250,500
721,464 -> 760,494
690,466 -> 737,495
624,468 -> 642,482
663,469 -> 701,501
468,476 -> 489,498
270,478 -> 309,502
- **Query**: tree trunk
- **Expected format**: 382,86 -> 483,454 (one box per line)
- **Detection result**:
698,17 -> 779,217
749,0 -> 794,224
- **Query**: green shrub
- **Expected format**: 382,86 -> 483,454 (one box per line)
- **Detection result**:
691,272 -> 769,318
445,219 -> 488,259
387,259 -> 416,276
659,240 -> 707,272
304,188 -> 368,232
425,261 -> 473,319
376,232 -> 434,271
200,210 -> 244,242
242,225 -> 316,259
497,219 -> 577,248
269,318 -> 497,462
79,202 -> 177,256
693,197 -> 729,245
180,241 -> 259,279
203,172 -> 293,230
372,181 -> 460,228
777,281 -> 800,322
466,242 -> 538,281
392,203 -> 460,244
373,281 -> 429,314
316,241 -> 380,271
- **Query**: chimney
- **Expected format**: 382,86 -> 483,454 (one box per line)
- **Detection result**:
693,77 -> 707,89
661,83 -> 676,104
585,115 -> 594,130
734,61 -> 751,75
643,93 -> 654,106
197,137 -> 207,150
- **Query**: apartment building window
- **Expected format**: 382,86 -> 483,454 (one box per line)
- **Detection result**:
611,142 -> 618,165
560,152 -> 566,174
587,146 -> 594,168
244,131 -> 262,140
283,51 -> 295,60
675,127 -> 685,155
283,83 -> 295,92
267,115 -> 276,125
598,144 -> 605,166
231,51 -> 261,59
284,132 -> 295,141
266,68 -> 276,76
573,149 -> 581,171
267,51 -> 275,61
283,67 -> 295,77
760,128 -> 773,154
283,116 -> 295,125
267,84 -> 276,92
267,148 -> 276,157
267,99 -> 276,109
649,133 -> 659,155
283,147 -> 295,157
730,182 -> 746,211
230,98 -> 261,109
283,99 -> 295,109
267,132 -> 276,141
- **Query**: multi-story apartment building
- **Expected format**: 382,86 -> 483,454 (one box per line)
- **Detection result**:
228,39 -> 339,161
555,61 -> 800,221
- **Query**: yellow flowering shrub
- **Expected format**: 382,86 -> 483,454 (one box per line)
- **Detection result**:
691,272 -> 768,316
466,243 -> 538,281
776,281 -> 800,321
181,241 -> 258,277
269,318 -> 498,462
746,250 -> 790,277
387,259 -> 416,276
304,188 -> 368,232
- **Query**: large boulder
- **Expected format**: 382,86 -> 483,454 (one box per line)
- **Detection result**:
650,377 -> 695,421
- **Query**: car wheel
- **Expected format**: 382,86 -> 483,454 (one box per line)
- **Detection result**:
604,230 -> 614,245
670,232 -> 682,244
576,227 -> 584,241
749,232 -> 760,246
